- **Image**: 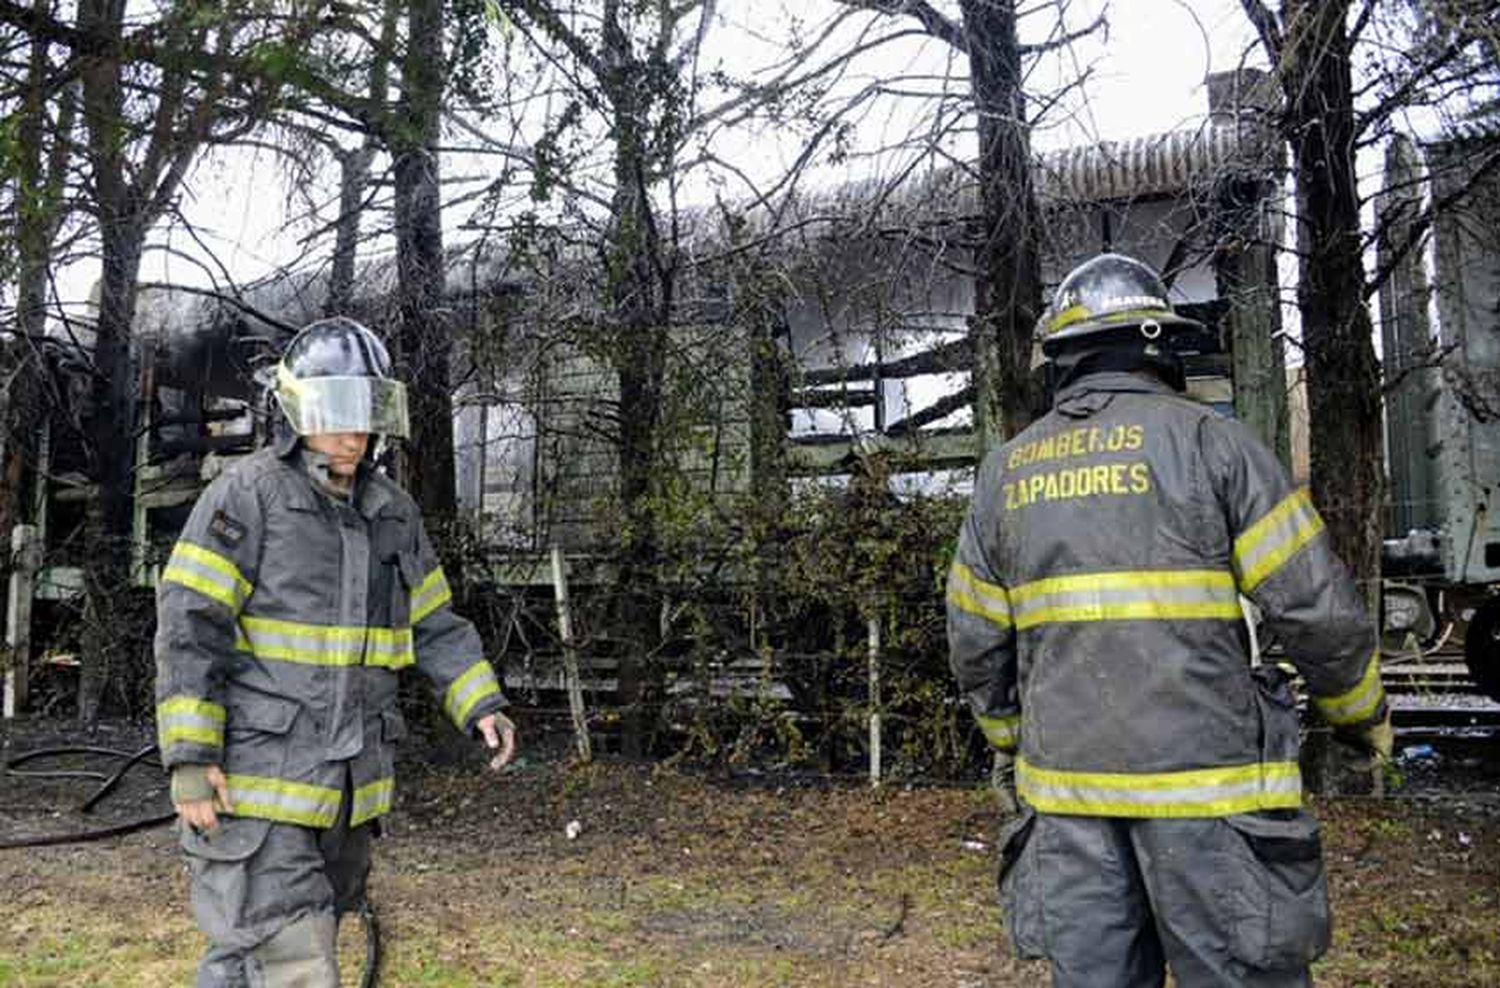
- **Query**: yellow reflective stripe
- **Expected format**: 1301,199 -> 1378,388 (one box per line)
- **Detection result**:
350,778 -> 394,827
1046,303 -> 1091,334
976,712 -> 1020,749
1314,649 -> 1386,726
947,562 -> 1013,629
162,542 -> 252,611
365,627 -> 416,669
1008,569 -> 1240,629
1047,306 -> 1171,336
156,696 -> 227,751
410,567 -> 452,624
1234,489 -> 1325,592
157,696 -> 227,722
235,616 -> 414,668
224,773 -> 341,828
160,724 -> 224,747
444,660 -> 500,728
1015,757 -> 1303,817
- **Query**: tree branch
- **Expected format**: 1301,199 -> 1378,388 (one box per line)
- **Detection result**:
835,0 -> 965,51
1018,10 -> 1108,56
1355,34 -> 1472,138
1237,0 -> 1282,64
1365,144 -> 1500,301
135,281 -> 301,335
510,0 -> 608,81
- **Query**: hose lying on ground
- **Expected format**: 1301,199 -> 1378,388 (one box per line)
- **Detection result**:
2,742 -> 382,987
1,743 -> 174,849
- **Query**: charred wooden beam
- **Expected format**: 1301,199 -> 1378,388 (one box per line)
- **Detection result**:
786,428 -> 977,476
790,387 -> 877,409
801,337 -> 972,386
885,385 -> 975,437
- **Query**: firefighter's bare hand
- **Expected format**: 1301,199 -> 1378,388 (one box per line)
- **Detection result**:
476,712 -> 517,772
175,765 -> 233,834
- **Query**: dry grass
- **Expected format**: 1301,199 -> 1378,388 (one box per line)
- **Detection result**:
1,755 -> 1497,986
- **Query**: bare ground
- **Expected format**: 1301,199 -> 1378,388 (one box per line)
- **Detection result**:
1,719 -> 1497,987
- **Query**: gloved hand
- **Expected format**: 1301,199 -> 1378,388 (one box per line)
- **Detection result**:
1341,709 -> 1394,761
172,763 -> 233,834
991,750 -> 1020,816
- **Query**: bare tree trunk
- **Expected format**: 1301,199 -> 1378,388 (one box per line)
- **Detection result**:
2,8 -> 63,565
960,0 -> 1044,446
79,0 -> 147,723
744,272 -> 791,519
327,146 -> 374,316
393,0 -> 456,520
1281,0 -> 1384,600
601,9 -> 673,758
327,1 -> 395,317
607,166 -> 669,759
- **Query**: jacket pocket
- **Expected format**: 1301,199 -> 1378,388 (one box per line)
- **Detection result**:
223,689 -> 302,782
996,807 -> 1046,958
179,814 -> 272,863
228,690 -> 301,735
1219,810 -> 1331,970
179,815 -> 275,948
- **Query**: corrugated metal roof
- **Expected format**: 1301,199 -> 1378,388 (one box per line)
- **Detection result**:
1035,121 -> 1283,203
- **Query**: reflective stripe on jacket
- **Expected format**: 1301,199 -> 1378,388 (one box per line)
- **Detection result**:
947,372 -> 1384,818
154,439 -> 506,828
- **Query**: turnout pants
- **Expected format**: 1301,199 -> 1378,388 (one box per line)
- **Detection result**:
180,780 -> 372,988
998,808 -> 1330,988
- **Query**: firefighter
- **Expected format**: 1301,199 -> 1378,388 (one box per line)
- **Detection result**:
155,317 -> 517,987
947,253 -> 1393,987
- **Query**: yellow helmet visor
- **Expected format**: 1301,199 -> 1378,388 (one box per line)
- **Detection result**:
276,369 -> 410,438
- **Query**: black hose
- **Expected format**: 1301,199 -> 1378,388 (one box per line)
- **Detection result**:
6,745 -> 153,767
5,744 -> 160,784
358,899 -> 381,988
0,811 -> 177,850
1,743 -> 173,849
80,743 -> 162,814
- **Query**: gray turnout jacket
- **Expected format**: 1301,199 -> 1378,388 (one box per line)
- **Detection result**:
948,372 -> 1385,817
154,437 -> 505,828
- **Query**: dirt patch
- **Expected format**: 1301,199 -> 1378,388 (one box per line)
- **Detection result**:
2,719 -> 1498,985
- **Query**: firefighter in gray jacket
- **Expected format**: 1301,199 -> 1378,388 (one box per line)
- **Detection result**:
948,254 -> 1393,987
155,317 -> 517,987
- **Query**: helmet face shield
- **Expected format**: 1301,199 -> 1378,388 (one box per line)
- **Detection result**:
275,370 -> 410,438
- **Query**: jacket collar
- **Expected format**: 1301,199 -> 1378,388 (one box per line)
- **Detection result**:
1055,371 -> 1178,403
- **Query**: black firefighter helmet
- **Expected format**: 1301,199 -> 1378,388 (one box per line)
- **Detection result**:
1035,253 -> 1204,390
273,317 -> 410,439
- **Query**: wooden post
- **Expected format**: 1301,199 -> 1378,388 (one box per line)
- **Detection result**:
31,420 -> 48,546
1214,176 -> 1291,470
550,545 -> 592,762
5,525 -> 41,718
868,612 -> 881,787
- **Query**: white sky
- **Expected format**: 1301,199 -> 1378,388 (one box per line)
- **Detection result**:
111,0 -> 1268,301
